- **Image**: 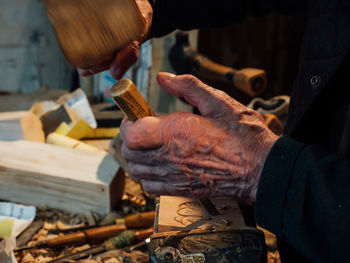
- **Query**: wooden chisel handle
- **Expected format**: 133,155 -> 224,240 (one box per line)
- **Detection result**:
109,79 -> 155,179
110,79 -> 155,121
45,224 -> 127,247
116,211 -> 155,229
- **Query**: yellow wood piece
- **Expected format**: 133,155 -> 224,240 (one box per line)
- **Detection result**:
66,119 -> 94,140
83,128 -> 120,139
47,133 -> 105,153
55,120 -> 120,140
55,122 -> 71,135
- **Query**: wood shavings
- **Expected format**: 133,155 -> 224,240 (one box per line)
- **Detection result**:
36,254 -> 54,262
15,177 -> 154,262
56,220 -> 85,231
100,212 -> 120,226
22,253 -> 36,263
43,222 -> 56,231
104,258 -> 121,263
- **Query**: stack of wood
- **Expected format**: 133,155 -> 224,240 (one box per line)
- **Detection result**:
0,89 -> 124,215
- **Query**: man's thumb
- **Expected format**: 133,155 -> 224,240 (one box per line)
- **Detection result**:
157,72 -> 234,117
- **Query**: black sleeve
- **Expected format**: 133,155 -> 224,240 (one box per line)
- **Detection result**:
149,0 -> 307,38
255,135 -> 350,262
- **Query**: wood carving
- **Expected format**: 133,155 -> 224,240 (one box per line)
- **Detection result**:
0,140 -> 124,214
156,196 -> 245,233
43,0 -> 147,67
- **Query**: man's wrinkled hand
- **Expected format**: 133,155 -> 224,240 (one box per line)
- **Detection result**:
77,0 -> 152,79
118,73 -> 279,202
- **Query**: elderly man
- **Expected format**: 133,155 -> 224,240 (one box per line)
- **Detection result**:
79,1 -> 350,262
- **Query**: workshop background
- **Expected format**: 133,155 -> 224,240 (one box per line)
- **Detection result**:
0,1 -> 305,263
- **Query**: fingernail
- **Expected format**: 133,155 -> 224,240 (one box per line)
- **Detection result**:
158,72 -> 176,78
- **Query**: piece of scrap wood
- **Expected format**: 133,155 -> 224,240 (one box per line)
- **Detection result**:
16,220 -> 44,248
0,140 -> 125,214
0,111 -> 45,142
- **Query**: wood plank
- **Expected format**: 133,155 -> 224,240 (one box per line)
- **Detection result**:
0,111 -> 45,142
0,140 -> 124,215
156,196 -> 245,233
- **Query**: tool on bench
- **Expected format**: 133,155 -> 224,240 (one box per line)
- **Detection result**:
169,32 -> 267,97
109,79 -> 219,217
48,228 -> 153,263
15,224 -> 127,252
48,211 -> 155,234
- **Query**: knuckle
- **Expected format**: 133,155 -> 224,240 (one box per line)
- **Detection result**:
215,89 -> 231,102
179,74 -> 202,87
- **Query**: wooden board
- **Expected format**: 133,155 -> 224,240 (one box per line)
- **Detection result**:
0,140 -> 125,215
156,196 -> 245,233
0,111 -> 45,142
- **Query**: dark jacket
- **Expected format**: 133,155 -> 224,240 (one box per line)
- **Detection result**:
149,0 -> 350,262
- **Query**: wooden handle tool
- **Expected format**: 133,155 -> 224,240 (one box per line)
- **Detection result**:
110,79 -> 155,121
109,79 -> 155,177
116,211 -> 155,229
15,224 -> 127,251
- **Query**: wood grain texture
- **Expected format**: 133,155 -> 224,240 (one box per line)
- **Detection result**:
43,0 -> 146,67
110,79 -> 155,121
0,111 -> 45,142
0,140 -> 124,214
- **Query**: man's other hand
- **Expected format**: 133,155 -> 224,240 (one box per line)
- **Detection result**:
77,0 -> 153,79
118,73 -> 279,202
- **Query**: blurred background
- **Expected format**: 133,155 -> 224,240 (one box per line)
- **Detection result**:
0,0 -> 305,114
